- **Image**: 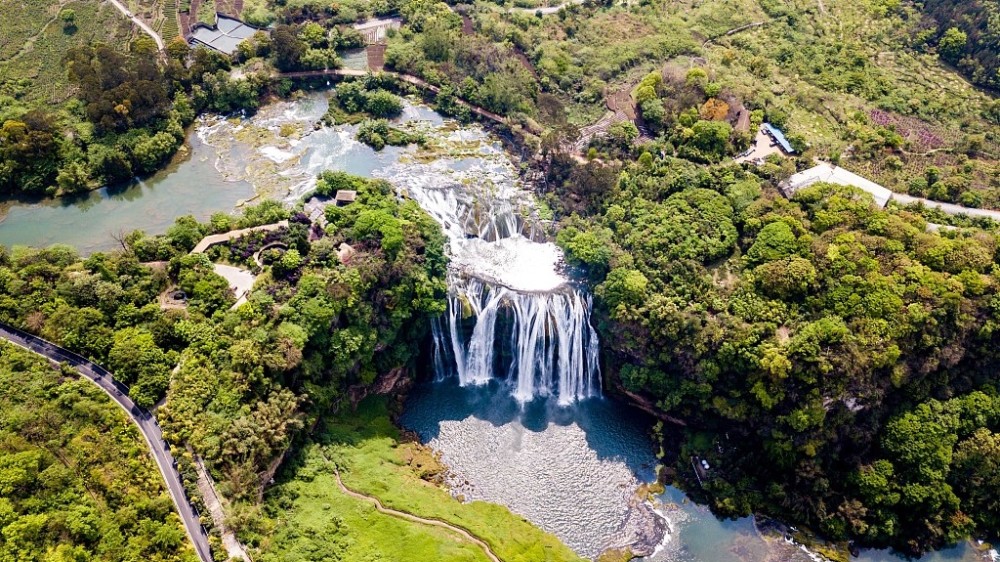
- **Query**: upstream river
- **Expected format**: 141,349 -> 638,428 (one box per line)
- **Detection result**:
0,90 -> 993,562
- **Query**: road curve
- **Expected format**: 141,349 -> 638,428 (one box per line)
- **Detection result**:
0,323 -> 213,562
106,0 -> 166,50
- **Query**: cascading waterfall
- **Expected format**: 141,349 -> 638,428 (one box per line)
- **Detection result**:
201,92 -> 601,404
383,135 -> 602,404
434,280 -> 602,404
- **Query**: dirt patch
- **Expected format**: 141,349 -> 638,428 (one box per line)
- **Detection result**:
607,88 -> 636,120
366,44 -> 386,71
514,49 -> 538,79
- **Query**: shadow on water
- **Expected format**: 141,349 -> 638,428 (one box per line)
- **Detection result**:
0,130 -> 253,255
399,376 -> 660,481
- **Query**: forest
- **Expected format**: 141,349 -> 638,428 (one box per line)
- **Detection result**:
2,0 -> 1000,556
0,171 -> 457,556
0,343 -> 196,562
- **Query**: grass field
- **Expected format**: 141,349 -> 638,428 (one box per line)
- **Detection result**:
261,397 -> 586,562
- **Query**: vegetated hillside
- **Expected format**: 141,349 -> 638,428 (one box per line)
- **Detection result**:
919,0 -> 1000,92
0,169 -> 578,560
357,0 -> 1000,208
0,342 -> 196,562
261,397 -> 586,562
0,0 -> 134,104
559,151 -> 1000,553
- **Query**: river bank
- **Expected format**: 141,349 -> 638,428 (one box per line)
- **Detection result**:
1,87 -> 994,562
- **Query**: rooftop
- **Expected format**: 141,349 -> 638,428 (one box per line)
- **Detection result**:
781,163 -> 893,208
189,16 -> 258,55
335,190 -> 358,203
762,123 -> 796,154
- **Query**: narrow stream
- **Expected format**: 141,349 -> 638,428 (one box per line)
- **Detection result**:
2,90 -> 992,562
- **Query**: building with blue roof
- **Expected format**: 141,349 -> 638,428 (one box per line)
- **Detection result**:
762,123 -> 796,154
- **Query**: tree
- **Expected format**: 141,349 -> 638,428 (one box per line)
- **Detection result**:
952,429 -> 1000,530
107,327 -> 173,406
937,27 -> 967,61
746,221 -> 801,264
272,25 -> 304,71
364,90 -> 403,118
59,8 -> 76,32
55,162 -> 91,194
700,98 -> 730,121
608,121 -> 639,147
689,120 -> 732,159
598,268 -> 648,309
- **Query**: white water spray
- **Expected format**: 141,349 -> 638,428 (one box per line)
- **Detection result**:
379,128 -> 602,404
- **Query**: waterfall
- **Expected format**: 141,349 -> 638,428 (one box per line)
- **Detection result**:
374,123 -> 601,404
438,279 -> 601,405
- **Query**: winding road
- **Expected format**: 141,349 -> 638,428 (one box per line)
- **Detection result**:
0,323 -> 213,562
107,0 -> 165,50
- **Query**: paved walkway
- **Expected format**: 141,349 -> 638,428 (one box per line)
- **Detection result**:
508,0 -> 584,15
213,264 -> 256,308
0,323 -> 212,562
891,193 -> 1000,222
191,221 -> 289,254
192,455 -> 250,562
107,0 -> 165,50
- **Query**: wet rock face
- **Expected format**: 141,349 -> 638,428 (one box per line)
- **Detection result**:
620,495 -> 670,557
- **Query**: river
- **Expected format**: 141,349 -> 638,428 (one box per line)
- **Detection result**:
0,132 -> 253,255
1,90 -> 993,562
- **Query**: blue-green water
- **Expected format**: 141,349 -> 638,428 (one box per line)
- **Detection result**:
0,92 -> 992,562
0,132 -> 253,255
401,378 -> 994,562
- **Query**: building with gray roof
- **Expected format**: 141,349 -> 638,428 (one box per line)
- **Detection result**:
189,16 -> 259,55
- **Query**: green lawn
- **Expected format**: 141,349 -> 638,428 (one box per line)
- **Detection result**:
261,397 -> 586,562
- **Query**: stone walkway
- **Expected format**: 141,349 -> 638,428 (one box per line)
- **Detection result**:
192,454 -> 251,562
213,264 -> 255,309
190,221 -> 289,254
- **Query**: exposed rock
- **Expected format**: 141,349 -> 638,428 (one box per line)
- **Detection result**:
349,366 -> 412,407
618,493 -> 669,557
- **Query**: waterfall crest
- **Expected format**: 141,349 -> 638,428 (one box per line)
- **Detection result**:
377,125 -> 601,404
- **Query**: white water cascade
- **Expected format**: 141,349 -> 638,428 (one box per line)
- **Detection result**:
375,129 -> 602,404
431,279 -> 601,404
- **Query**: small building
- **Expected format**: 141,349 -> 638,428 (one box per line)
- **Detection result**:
780,163 -> 893,208
762,123 -> 796,154
335,190 -> 357,207
189,16 -> 259,55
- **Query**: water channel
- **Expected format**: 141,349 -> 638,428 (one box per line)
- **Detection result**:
0,90 -> 993,562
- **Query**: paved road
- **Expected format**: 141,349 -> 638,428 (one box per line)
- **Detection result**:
0,323 -> 213,562
107,0 -> 165,50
